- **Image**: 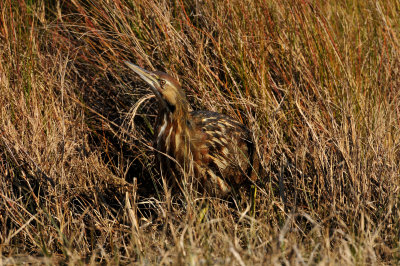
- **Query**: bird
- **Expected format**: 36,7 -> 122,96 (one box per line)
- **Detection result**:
124,61 -> 258,197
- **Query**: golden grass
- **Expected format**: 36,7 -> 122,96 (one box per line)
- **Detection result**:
1,0 -> 399,264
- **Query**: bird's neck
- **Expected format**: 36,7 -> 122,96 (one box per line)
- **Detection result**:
160,101 -> 190,126
156,104 -> 192,156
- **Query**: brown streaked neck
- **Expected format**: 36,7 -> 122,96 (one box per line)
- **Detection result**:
160,96 -> 190,125
155,98 -> 193,150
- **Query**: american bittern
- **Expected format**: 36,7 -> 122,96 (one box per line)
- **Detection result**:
125,61 -> 258,197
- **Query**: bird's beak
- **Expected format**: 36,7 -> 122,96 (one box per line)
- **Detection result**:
124,61 -> 167,108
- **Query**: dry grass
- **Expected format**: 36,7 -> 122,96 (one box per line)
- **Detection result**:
1,0 -> 399,264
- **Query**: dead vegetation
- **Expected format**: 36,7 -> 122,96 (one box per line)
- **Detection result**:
1,0 -> 399,264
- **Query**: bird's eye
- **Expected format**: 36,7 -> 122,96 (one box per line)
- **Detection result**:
159,79 -> 166,86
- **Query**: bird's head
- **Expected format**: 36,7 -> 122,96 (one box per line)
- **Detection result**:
124,61 -> 188,113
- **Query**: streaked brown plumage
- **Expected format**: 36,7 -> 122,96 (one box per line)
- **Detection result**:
125,61 -> 258,197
